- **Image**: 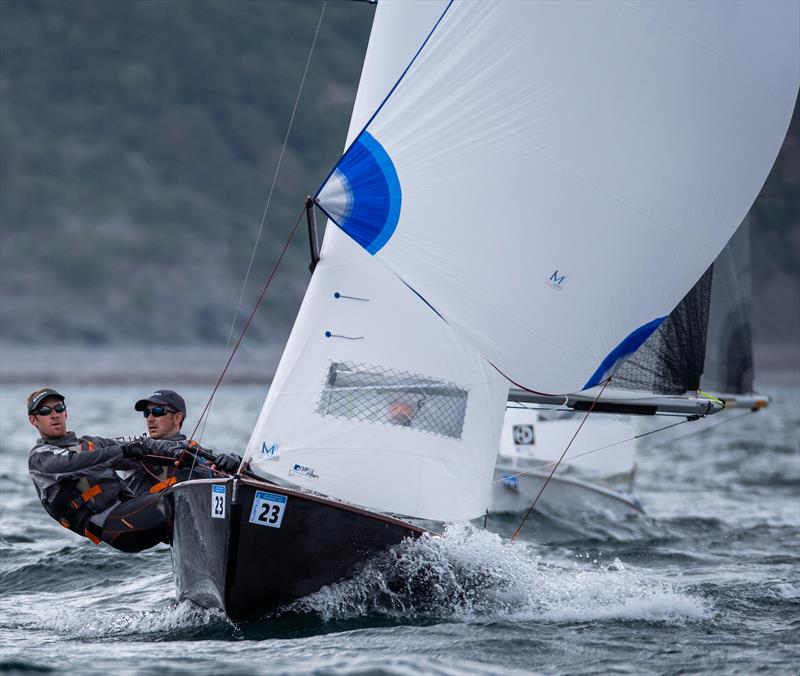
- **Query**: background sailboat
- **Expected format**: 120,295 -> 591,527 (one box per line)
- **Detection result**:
167,0 -> 799,620
490,216 -> 767,519
491,407 -> 640,517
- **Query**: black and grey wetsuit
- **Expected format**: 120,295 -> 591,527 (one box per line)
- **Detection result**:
28,432 -> 184,551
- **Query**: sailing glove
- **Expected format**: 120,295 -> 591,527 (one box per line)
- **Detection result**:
213,453 -> 242,474
120,440 -> 147,459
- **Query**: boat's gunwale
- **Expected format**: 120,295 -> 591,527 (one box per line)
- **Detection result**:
169,476 -> 434,535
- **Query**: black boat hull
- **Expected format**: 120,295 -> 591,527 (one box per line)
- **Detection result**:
166,477 -> 426,621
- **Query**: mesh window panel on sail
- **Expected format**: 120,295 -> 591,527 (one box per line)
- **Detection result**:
316,361 -> 468,440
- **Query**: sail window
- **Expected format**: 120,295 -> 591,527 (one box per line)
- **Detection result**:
316,361 -> 468,440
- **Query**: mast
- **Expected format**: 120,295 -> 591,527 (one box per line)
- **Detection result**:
305,196 -> 320,273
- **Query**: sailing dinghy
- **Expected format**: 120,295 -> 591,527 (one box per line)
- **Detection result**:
166,0 -> 799,620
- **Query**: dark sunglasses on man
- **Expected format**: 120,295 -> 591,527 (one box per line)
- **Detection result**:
33,403 -> 67,416
142,406 -> 177,418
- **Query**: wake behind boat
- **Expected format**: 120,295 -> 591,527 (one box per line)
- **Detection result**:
167,0 -> 799,620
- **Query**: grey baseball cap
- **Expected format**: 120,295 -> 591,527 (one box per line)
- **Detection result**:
27,388 -> 65,413
134,389 -> 187,416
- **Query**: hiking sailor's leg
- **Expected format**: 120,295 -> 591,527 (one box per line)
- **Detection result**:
100,494 -> 169,553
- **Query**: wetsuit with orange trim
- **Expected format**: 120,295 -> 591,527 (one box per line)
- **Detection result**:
137,432 -> 206,494
28,432 -> 186,551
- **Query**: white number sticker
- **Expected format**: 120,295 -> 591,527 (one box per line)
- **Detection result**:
211,484 -> 226,519
248,490 -> 287,528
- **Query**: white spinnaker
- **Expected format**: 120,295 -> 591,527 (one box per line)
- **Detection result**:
317,0 -> 800,395
245,1 -> 509,521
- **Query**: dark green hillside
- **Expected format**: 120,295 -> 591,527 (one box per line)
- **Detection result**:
0,0 -> 373,345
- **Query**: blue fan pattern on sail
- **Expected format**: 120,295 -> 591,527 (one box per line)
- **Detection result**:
321,131 -> 401,255
583,316 -> 666,389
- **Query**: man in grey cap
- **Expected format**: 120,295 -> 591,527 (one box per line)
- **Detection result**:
135,389 -> 187,441
27,387 -> 246,553
26,387 -> 187,551
134,388 -> 242,474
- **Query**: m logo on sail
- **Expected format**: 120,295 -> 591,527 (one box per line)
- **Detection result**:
260,442 -> 279,460
547,270 -> 567,290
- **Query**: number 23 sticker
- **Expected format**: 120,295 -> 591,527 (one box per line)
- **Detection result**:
248,490 -> 287,528
211,484 -> 226,519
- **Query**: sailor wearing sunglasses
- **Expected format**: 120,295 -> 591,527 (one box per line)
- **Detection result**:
134,389 -> 187,441
134,389 -> 242,474
135,389 -> 199,490
26,387 -> 194,552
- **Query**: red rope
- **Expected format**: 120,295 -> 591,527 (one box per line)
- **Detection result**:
189,204 -> 308,443
489,361 -> 561,397
510,377 -> 612,542
139,459 -> 167,484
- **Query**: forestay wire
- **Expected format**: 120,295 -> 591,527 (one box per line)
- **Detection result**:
193,0 -> 328,450
189,203 -> 308,446
225,0 -> 328,349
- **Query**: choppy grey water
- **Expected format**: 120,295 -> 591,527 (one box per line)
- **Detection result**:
1,378 -> 798,675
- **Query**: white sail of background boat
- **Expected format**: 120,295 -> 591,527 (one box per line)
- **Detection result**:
167,0 -> 800,620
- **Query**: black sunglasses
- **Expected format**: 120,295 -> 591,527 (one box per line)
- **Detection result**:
33,403 -> 66,416
142,406 -> 177,418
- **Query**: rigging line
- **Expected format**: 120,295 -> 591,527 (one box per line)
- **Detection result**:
139,459 -> 168,485
491,361 -> 564,397
197,412 -> 210,446
498,408 -> 757,491
511,377 -> 612,543
645,408 -> 757,451
494,416 -> 696,483
188,203 -> 308,460
225,0 -> 328,349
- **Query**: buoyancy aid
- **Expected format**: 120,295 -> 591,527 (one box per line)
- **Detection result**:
43,475 -> 105,543
28,434 -> 130,544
